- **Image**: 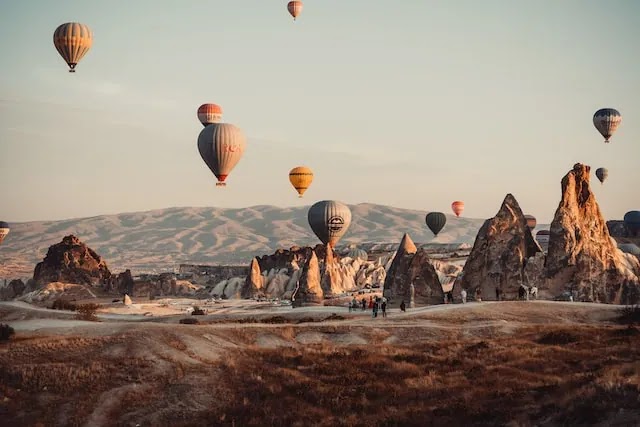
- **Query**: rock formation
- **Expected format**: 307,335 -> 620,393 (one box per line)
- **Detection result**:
456,194 -> 542,300
33,235 -> 112,287
123,294 -> 132,305
545,163 -> 640,303
383,233 -> 443,305
0,279 -> 26,301
292,250 -> 323,306
242,258 -> 265,298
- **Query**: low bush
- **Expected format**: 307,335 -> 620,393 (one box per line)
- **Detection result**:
0,323 -> 15,341
51,299 -> 77,311
180,318 -> 199,325
192,306 -> 206,316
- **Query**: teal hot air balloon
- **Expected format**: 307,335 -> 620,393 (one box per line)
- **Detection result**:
425,212 -> 446,236
593,108 -> 622,143
624,211 -> 640,236
595,167 -> 608,184
307,200 -> 352,248
0,221 -> 9,245
197,123 -> 246,187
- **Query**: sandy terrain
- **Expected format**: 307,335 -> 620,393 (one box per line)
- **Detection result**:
0,300 -> 638,426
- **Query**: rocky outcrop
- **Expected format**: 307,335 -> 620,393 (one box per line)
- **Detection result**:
292,250 -> 323,306
383,234 -> 443,305
545,163 -> 640,303
242,258 -> 265,298
105,269 -> 135,295
123,294 -> 132,305
456,194 -> 542,300
0,279 -> 26,301
33,235 -> 111,287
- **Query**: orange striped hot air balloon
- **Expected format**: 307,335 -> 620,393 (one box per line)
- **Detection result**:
287,1 -> 303,21
289,166 -> 313,197
197,104 -> 223,127
53,22 -> 93,73
451,201 -> 465,217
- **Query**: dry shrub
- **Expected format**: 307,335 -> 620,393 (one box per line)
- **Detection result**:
179,318 -> 199,325
0,323 -> 15,342
536,330 -> 580,345
50,299 -> 77,311
75,303 -> 100,322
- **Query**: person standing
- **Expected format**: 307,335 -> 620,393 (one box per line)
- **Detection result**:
381,300 -> 387,317
475,287 -> 482,302
461,288 -> 467,304
400,300 -> 406,312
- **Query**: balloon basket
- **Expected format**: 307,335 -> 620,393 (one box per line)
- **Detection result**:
216,182 -> 226,187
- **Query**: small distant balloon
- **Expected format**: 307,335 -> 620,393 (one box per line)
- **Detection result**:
595,167 -> 608,184
524,214 -> 537,230
53,22 -> 93,73
624,211 -> 640,236
451,201 -> 464,217
197,104 -> 223,127
287,1 -> 303,21
425,212 -> 447,236
0,221 -> 9,245
593,108 -> 622,143
307,200 -> 352,247
289,166 -> 314,198
197,123 -> 246,187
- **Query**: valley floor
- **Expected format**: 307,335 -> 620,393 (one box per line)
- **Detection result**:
0,300 -> 638,426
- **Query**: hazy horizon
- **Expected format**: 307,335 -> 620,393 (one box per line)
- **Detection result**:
2,0 -> 639,224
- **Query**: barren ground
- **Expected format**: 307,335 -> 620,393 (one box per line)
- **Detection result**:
1,300 -> 639,427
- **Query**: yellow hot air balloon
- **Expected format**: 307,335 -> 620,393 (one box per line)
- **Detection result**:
53,22 -> 93,73
289,166 -> 313,197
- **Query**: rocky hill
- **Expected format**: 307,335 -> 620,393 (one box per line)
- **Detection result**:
0,204 -> 488,278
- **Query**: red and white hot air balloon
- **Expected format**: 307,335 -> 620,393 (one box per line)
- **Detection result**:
451,201 -> 465,217
287,1 -> 303,21
197,103 -> 223,127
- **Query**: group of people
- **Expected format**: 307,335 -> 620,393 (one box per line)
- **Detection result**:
349,295 -> 388,318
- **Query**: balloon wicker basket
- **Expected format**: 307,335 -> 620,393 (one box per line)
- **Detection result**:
216,182 -> 226,187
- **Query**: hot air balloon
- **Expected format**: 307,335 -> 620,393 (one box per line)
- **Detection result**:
197,104 -> 223,127
624,211 -> 640,236
53,22 -> 93,73
289,166 -> 314,198
307,200 -> 352,248
524,214 -> 537,230
425,212 -> 446,237
287,1 -> 303,21
347,246 -> 368,261
451,201 -> 464,217
595,167 -> 608,184
593,108 -> 622,143
0,221 -> 9,245
197,123 -> 246,187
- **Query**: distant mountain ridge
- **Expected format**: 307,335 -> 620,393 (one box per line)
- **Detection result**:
0,203 -> 510,277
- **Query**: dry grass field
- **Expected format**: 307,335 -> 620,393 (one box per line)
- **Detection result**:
0,301 -> 639,427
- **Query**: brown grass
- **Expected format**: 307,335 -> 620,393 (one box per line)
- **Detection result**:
0,309 -> 639,426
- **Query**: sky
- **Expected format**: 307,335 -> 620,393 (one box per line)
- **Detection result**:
1,0 -> 639,224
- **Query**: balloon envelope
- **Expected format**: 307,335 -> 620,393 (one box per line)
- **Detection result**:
197,104 -> 223,126
53,22 -> 93,72
287,1 -> 303,20
307,200 -> 352,247
593,108 -> 622,143
451,201 -> 464,217
425,212 -> 446,236
347,247 -> 368,261
197,123 -> 246,186
0,221 -> 10,245
289,166 -> 314,197
524,214 -> 537,230
595,167 -> 608,184
624,211 -> 640,235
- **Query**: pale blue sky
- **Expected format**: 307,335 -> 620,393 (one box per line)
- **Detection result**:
1,0 -> 639,223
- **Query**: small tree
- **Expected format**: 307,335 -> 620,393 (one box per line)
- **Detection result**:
0,323 -> 15,341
